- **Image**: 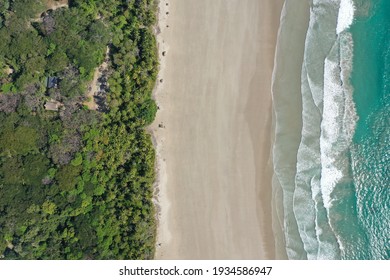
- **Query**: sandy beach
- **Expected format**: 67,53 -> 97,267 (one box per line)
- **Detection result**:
151,0 -> 284,259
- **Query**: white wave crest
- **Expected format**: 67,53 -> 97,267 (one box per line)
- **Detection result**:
321,32 -> 357,209
337,0 -> 356,34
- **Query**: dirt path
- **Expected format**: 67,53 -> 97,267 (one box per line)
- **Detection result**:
45,0 -> 69,11
84,47 -> 110,110
84,69 -> 100,110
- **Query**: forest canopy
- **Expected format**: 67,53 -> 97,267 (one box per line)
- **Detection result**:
0,0 -> 159,259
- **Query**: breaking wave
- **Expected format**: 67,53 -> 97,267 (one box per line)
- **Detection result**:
271,0 -> 388,259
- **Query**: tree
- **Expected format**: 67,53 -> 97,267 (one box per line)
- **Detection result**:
0,156 -> 23,185
46,51 -> 68,74
22,154 -> 50,186
0,94 -> 19,113
0,0 -> 160,260
56,165 -> 81,191
42,201 -> 57,215
0,125 -> 39,156
42,14 -> 56,35
138,98 -> 157,125
11,0 -> 44,20
49,131 -> 82,165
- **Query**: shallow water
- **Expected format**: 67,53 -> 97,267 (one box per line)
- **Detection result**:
272,0 -> 389,259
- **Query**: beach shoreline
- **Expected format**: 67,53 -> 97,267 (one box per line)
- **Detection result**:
149,0 -> 171,257
151,0 -> 284,259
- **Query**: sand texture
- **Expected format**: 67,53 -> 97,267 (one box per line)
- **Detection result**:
151,0 -> 284,259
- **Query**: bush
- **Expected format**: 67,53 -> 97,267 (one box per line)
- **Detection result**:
139,98 -> 157,125
56,165 -> 81,191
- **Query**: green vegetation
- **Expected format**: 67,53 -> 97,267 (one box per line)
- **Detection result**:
0,0 -> 158,259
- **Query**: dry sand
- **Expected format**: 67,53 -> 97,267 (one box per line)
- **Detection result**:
151,0 -> 284,259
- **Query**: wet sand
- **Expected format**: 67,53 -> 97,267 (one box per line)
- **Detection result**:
152,0 -> 284,259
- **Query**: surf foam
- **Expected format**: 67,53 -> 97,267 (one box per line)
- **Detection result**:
337,0 -> 356,34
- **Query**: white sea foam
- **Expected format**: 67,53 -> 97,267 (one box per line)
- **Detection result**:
339,33 -> 358,143
290,0 -> 349,260
292,0 -> 359,259
337,0 -> 356,34
321,32 -> 357,210
321,59 -> 345,209
272,0 -> 360,259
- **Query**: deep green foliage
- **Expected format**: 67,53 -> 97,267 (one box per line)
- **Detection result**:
0,0 -> 159,259
12,0 -> 45,19
0,125 -> 39,156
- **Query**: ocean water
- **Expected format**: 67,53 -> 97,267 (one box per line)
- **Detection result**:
272,0 -> 389,259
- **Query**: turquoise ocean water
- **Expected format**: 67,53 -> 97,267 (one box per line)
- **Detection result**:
272,0 -> 389,259
350,0 -> 390,259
